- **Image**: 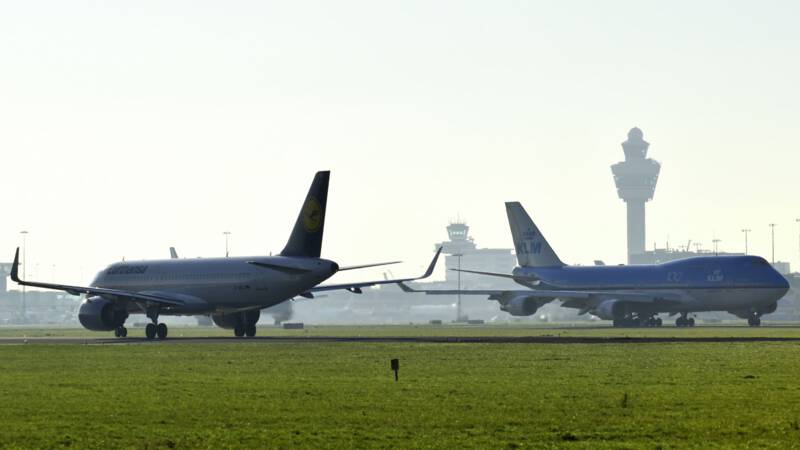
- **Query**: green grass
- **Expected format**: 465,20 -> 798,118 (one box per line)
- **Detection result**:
5,323 -> 800,339
1,332 -> 800,448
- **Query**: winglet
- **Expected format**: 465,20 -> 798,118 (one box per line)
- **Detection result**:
397,281 -> 418,293
10,248 -> 20,283
422,247 -> 443,279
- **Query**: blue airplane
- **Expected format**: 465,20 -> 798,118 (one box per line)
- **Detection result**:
401,202 -> 790,327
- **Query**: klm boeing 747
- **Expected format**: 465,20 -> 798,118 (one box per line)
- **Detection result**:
401,202 -> 789,327
10,171 -> 441,339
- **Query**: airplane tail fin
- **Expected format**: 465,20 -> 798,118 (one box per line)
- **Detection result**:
280,171 -> 330,258
505,202 -> 565,267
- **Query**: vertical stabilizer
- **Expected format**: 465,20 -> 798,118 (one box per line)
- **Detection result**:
280,171 -> 330,258
505,202 -> 565,267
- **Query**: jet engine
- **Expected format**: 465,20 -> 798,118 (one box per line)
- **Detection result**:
78,297 -> 128,331
500,296 -> 546,316
591,299 -> 623,320
211,310 -> 261,329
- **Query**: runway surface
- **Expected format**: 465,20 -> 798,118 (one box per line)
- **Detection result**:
3,335 -> 800,345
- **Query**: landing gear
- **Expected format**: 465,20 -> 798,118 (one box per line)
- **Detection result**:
747,315 -> 762,327
145,323 -> 157,340
675,314 -> 695,327
145,309 -> 168,340
233,310 -> 260,338
114,326 -> 128,338
612,314 -> 662,327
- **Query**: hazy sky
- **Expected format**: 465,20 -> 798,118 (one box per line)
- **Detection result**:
2,1 -> 799,284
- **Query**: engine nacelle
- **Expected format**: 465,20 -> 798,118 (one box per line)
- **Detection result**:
78,297 -> 128,331
211,310 -> 261,329
500,296 -> 544,316
592,299 -> 623,320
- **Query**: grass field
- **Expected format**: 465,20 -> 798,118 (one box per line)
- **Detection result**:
2,326 -> 800,448
5,323 -> 800,339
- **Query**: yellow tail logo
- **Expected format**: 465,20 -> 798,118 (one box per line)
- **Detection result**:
303,197 -> 323,232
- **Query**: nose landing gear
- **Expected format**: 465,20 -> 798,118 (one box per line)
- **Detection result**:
747,313 -> 762,327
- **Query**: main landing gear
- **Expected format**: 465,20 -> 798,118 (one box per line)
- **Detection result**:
144,309 -> 169,340
612,314 -> 663,327
234,310 -> 260,338
675,313 -> 695,327
114,326 -> 128,338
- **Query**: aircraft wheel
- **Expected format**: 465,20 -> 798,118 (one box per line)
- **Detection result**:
688,318 -> 695,327
656,318 -> 663,327
115,326 -> 127,338
145,323 -> 157,340
234,324 -> 245,337
245,324 -> 257,337
156,323 -> 168,339
121,327 -> 128,337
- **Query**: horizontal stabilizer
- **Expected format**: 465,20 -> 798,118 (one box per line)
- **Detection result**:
311,247 -> 442,294
449,268 -> 539,282
338,261 -> 401,271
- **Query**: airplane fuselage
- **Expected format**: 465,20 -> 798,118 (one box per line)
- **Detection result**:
91,256 -> 338,315
513,255 -> 790,314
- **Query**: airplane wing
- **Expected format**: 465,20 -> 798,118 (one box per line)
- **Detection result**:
9,248 -> 184,307
307,248 -> 442,295
397,282 -> 686,304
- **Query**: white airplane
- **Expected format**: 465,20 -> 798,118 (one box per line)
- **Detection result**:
10,171 -> 441,339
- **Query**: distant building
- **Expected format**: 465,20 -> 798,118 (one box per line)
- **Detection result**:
432,222 -> 516,288
772,261 -> 792,275
630,247 -> 744,265
0,263 -> 10,293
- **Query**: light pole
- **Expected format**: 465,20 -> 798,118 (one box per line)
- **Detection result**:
19,231 -> 28,321
796,218 -> 799,269
454,253 -> 463,323
712,238 -> 721,256
769,223 -> 777,263
223,231 -> 231,257
741,229 -> 751,255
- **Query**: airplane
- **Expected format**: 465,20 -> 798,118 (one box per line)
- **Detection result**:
399,202 -> 790,327
10,171 -> 442,339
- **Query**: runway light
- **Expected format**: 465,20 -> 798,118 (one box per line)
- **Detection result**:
390,359 -> 399,382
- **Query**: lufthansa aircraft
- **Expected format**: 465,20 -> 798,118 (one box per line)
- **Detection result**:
11,171 -> 441,339
401,202 -> 789,327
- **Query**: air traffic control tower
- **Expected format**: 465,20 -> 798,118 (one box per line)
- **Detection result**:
611,127 -> 661,263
